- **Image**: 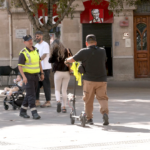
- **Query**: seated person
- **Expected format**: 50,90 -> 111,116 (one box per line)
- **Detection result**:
1,75 -> 23,98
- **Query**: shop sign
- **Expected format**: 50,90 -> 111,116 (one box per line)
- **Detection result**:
80,0 -> 113,24
124,33 -> 129,37
89,9 -> 104,23
16,29 -> 27,39
37,4 -> 59,26
115,42 -> 119,46
125,39 -> 131,47
120,17 -> 129,27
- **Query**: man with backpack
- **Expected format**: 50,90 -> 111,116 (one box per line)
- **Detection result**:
65,34 -> 109,125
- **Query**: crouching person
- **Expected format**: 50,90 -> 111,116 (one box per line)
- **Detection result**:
65,34 -> 109,125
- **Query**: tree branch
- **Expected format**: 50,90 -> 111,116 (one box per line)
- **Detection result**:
42,9 -> 46,25
50,0 -> 75,29
20,0 -> 38,30
6,0 -> 11,14
48,0 -> 53,25
28,0 -> 41,29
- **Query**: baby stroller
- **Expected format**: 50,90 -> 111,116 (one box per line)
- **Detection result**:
3,84 -> 25,110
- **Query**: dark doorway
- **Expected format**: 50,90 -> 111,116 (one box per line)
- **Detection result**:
82,23 -> 113,76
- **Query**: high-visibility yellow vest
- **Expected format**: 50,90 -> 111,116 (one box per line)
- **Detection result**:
18,47 -> 40,74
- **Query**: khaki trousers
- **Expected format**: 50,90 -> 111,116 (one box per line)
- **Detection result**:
83,80 -> 109,120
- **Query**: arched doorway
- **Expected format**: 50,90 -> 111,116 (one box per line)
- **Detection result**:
134,2 -> 150,78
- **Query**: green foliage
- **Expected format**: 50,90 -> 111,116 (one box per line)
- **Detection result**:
92,0 -> 150,14
0,0 -> 5,7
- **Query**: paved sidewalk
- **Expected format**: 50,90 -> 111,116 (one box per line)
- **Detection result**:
0,81 -> 150,150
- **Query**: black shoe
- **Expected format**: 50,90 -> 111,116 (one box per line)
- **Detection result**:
103,113 -> 109,125
86,119 -> 93,125
33,113 -> 41,119
20,113 -> 30,118
57,102 -> 61,113
62,108 -> 67,113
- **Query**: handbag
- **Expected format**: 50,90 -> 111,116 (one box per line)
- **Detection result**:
66,48 -> 73,75
78,63 -> 86,74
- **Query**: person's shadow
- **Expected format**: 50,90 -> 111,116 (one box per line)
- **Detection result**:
93,124 -> 150,133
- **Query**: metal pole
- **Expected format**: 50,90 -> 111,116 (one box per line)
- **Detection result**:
9,14 -> 12,67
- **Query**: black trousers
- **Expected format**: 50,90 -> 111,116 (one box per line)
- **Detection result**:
22,73 -> 39,109
36,69 -> 51,101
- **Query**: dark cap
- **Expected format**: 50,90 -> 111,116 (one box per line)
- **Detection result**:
35,31 -> 43,35
23,35 -> 32,41
86,34 -> 96,42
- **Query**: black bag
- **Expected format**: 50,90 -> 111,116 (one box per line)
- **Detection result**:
78,46 -> 98,74
0,66 -> 12,75
78,63 -> 86,74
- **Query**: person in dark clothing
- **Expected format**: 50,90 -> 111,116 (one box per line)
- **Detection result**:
49,39 -> 72,113
65,34 -> 109,125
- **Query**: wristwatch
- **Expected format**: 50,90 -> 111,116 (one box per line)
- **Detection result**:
41,72 -> 44,75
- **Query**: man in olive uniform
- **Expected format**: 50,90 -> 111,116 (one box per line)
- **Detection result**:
18,35 -> 44,119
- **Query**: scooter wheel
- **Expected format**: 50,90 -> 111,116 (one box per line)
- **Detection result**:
4,105 -> 9,110
81,114 -> 86,127
70,113 -> 75,125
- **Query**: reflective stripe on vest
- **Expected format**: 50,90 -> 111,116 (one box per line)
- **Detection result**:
24,50 -> 31,63
20,48 -> 40,74
22,66 -> 40,70
25,62 -> 39,65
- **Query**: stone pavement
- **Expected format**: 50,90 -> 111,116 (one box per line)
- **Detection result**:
0,80 -> 150,150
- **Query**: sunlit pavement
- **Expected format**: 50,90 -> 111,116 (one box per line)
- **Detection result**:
0,80 -> 150,150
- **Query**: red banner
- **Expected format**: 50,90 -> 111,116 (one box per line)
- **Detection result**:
81,0 -> 113,23
37,4 -> 59,25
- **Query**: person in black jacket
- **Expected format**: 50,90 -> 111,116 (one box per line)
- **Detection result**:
49,39 -> 72,113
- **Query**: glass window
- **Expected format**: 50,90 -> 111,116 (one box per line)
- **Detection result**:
136,31 -> 142,50
143,30 -> 147,50
137,23 -> 147,33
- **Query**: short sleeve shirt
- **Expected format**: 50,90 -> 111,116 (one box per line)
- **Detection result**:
73,45 -> 107,82
18,46 -> 40,66
35,41 -> 52,70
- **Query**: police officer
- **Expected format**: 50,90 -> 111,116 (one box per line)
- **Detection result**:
18,35 -> 44,119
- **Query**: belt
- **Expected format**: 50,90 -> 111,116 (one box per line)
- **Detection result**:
24,72 -> 39,76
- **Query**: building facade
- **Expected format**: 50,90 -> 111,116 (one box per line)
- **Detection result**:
0,0 -> 150,81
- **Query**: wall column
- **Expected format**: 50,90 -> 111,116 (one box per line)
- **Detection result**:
112,8 -> 136,80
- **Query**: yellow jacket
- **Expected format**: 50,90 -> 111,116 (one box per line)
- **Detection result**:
71,62 -> 82,86
18,48 -> 40,74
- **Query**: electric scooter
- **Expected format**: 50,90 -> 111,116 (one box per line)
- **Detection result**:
68,73 -> 87,127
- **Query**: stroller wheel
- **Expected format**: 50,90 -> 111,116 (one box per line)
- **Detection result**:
4,105 -> 9,110
81,113 -> 86,127
70,113 -> 75,125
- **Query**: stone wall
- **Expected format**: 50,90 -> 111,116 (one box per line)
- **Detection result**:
0,9 -> 9,59
0,1 -> 139,82
0,9 -> 32,68
112,10 -> 135,80
61,0 -> 84,55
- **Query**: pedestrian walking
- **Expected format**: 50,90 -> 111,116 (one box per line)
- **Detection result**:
18,35 -> 44,119
65,34 -> 109,125
49,39 -> 72,113
35,31 -> 52,107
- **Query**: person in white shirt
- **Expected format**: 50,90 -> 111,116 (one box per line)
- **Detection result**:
35,31 -> 52,107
